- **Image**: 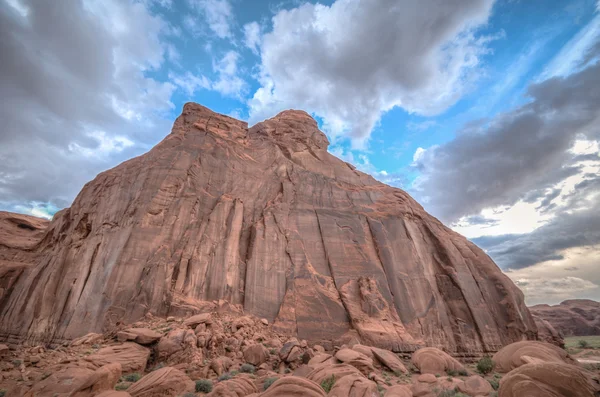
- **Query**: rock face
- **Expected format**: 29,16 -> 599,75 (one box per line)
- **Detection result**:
529,299 -> 600,337
0,103 -> 536,352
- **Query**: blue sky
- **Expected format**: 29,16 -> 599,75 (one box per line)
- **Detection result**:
1,0 -> 600,304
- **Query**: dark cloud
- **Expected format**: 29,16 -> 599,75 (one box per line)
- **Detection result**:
474,175 -> 600,270
413,63 -> 600,223
0,0 -> 175,213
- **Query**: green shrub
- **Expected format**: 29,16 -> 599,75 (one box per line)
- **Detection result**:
122,373 -> 142,382
263,377 -> 278,391
240,363 -> 255,373
195,379 -> 213,393
457,369 -> 468,376
446,369 -> 458,376
321,375 -> 336,393
489,378 -> 500,390
579,340 -> 590,348
115,383 -> 130,391
0,389 -> 5,397
218,372 -> 232,381
476,356 -> 495,374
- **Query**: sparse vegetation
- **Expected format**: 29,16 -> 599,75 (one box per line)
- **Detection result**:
195,379 -> 213,393
321,375 -> 336,393
476,356 -> 495,374
457,369 -> 468,376
579,340 -> 590,348
12,359 -> 22,367
121,372 -> 142,382
263,377 -> 278,390
218,372 -> 232,381
240,363 -> 255,373
115,383 -> 130,391
446,369 -> 458,376
0,389 -> 5,397
489,378 -> 500,390
181,393 -> 197,397
565,335 -> 600,350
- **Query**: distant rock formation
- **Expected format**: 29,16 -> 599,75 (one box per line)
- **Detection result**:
530,299 -> 600,337
0,103 -> 536,352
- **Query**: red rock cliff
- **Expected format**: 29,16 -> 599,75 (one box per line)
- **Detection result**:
0,103 -> 536,352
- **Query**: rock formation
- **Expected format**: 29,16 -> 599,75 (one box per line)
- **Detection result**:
0,102 -> 536,353
530,299 -> 600,337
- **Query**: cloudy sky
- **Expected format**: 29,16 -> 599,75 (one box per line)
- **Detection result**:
1,0 -> 599,305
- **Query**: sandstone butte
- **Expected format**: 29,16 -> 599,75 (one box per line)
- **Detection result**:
530,299 -> 600,337
0,103 -> 537,353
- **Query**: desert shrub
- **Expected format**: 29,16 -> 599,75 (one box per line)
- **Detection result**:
446,369 -> 458,376
115,383 -> 130,391
240,363 -> 255,373
0,389 -> 5,397
12,359 -> 22,367
122,373 -> 142,382
489,378 -> 500,390
476,356 -> 495,374
321,375 -> 336,393
579,340 -> 590,348
218,372 -> 232,381
195,379 -> 213,393
263,377 -> 278,391
457,369 -> 468,376
181,393 -> 197,397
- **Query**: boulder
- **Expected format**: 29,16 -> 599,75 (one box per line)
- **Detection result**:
95,392 -> 132,397
70,362 -> 122,396
260,376 -> 326,397
456,375 -> 492,396
156,328 -> 202,365
351,344 -> 375,359
243,344 -> 270,366
328,372 -> 378,396
85,343 -> 150,373
371,346 -> 408,373
210,356 -> 233,376
184,312 -> 212,327
492,341 -> 577,373
124,328 -> 162,345
206,374 -> 258,397
498,362 -> 599,397
127,367 -> 195,397
306,363 -> 365,385
334,348 -> 375,375
411,347 -> 465,375
384,385 -> 413,397
308,353 -> 335,367
24,363 -> 97,397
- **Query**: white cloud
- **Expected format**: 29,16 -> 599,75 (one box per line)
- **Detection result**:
169,71 -> 211,96
187,0 -> 233,39
212,51 -> 248,98
243,22 -> 261,54
248,0 -> 496,148
169,51 -> 248,99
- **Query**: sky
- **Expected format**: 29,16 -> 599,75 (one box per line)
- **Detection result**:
1,0 -> 599,306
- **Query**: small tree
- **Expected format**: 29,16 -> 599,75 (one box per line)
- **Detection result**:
195,379 -> 213,393
476,356 -> 495,374
263,377 -> 278,391
321,375 -> 336,393
240,363 -> 256,373
579,340 -> 590,348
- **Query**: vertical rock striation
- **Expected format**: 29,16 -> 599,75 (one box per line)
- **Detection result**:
0,103 -> 536,352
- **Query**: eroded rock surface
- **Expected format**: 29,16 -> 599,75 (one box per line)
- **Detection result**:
0,102 -> 535,352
